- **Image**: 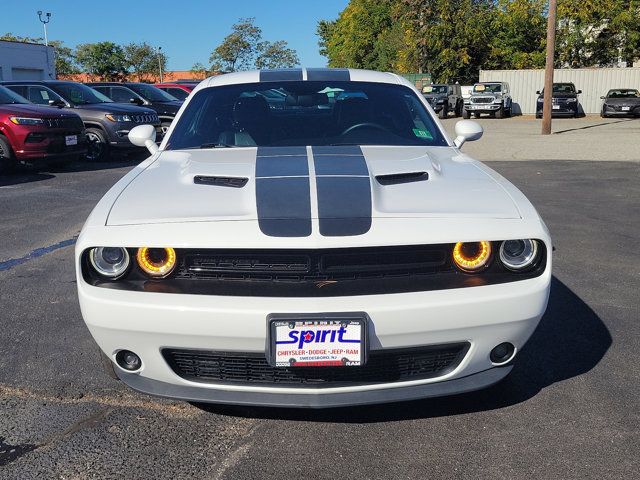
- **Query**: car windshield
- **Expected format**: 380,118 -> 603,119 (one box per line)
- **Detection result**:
552,83 -> 576,93
166,81 -> 448,150
607,89 -> 639,98
474,83 -> 501,93
52,83 -> 113,105
129,84 -> 178,102
424,85 -> 448,94
0,86 -> 29,104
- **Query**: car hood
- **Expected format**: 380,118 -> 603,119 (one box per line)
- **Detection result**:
604,97 -> 640,105
423,94 -> 446,101
0,103 -> 78,117
74,103 -> 156,115
106,146 -> 521,227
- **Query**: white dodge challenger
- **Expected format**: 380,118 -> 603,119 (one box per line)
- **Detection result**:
76,68 -> 551,408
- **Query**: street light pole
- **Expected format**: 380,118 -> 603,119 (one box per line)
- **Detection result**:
157,46 -> 164,83
541,0 -> 558,135
37,11 -> 52,46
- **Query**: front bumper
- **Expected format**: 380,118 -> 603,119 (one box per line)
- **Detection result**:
78,267 -> 550,407
536,103 -> 578,117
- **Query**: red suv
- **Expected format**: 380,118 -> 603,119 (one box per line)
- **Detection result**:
0,86 -> 87,172
154,82 -> 199,101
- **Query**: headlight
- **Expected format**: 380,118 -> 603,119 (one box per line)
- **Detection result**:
89,247 -> 130,278
493,98 -> 502,103
452,241 -> 492,272
499,239 -> 539,271
9,116 -> 44,125
566,98 -> 577,102
105,114 -> 132,122
136,247 -> 176,278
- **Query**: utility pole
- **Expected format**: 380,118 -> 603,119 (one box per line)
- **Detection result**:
157,46 -> 164,83
37,11 -> 52,46
541,0 -> 557,135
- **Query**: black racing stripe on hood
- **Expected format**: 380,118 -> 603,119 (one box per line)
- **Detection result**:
306,68 -> 350,82
259,69 -> 303,82
255,146 -> 311,237
312,145 -> 372,236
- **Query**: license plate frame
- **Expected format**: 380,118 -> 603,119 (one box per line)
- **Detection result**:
65,135 -> 78,146
621,106 -> 631,111
267,313 -> 368,368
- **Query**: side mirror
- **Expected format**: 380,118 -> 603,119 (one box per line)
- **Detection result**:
129,97 -> 144,106
535,90 -> 541,95
128,124 -> 158,154
453,120 -> 483,148
600,96 -> 605,99
577,90 -> 582,94
48,99 -> 65,108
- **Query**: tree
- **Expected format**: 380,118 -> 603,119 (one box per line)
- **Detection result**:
255,40 -> 300,69
209,17 -> 262,72
124,42 -> 167,81
485,0 -> 547,70
75,42 -> 127,80
317,0 -> 417,72
190,62 -> 209,79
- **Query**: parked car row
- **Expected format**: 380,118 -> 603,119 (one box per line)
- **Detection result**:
0,79 -> 202,170
458,81 -> 640,119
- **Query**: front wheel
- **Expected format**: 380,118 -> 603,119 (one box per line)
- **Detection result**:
85,128 -> 109,162
455,102 -> 463,117
495,106 -> 504,119
0,135 -> 16,174
462,109 -> 471,119
438,106 -> 448,119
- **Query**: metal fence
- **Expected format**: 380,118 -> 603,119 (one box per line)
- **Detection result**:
479,68 -> 640,114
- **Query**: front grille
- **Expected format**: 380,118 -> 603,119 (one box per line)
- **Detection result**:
162,343 -> 469,387
131,114 -> 158,124
471,97 -> 494,104
45,117 -> 84,130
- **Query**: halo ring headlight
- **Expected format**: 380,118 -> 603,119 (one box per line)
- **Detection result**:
136,247 -> 176,278
89,247 -> 130,279
499,239 -> 539,271
452,241 -> 492,272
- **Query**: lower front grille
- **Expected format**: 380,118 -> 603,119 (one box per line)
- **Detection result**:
162,343 -> 470,388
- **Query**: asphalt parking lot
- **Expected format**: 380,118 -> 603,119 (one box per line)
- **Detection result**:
1,117 -> 639,479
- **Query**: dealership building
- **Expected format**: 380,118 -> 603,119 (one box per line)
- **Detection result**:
0,40 -> 55,81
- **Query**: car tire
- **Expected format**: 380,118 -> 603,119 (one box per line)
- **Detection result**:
455,102 -> 462,117
495,106 -> 504,119
85,128 -> 109,162
0,135 -> 16,174
438,106 -> 448,119
462,109 -> 471,119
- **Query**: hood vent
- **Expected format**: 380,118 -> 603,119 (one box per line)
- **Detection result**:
376,171 -> 428,186
194,175 -> 248,188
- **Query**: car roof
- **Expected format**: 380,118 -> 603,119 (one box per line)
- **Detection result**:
0,80 -> 75,85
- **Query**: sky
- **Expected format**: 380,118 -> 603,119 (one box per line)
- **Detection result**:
1,0 -> 349,70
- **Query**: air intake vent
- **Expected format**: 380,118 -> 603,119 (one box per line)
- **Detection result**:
376,171 -> 428,186
193,176 -> 248,188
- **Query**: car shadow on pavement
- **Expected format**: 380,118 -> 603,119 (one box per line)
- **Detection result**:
553,118 -> 637,135
0,172 -> 55,187
194,276 -> 612,422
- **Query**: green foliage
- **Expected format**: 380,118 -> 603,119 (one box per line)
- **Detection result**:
123,42 -> 167,81
190,62 -> 210,78
255,40 -> 300,69
208,18 -> 300,71
75,42 -> 127,80
209,18 -> 263,72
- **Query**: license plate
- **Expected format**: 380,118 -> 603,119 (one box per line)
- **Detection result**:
552,105 -> 560,110
65,135 -> 77,146
621,106 -> 630,111
269,316 -> 366,367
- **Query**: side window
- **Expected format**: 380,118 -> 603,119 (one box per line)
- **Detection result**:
27,85 -> 63,105
7,85 -> 28,98
110,86 -> 136,103
168,88 -> 189,100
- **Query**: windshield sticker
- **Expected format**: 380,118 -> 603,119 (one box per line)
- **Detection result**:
413,128 -> 433,139
422,86 -> 433,93
474,84 -> 486,92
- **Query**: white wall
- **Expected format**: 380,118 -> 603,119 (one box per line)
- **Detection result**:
480,68 -> 640,114
0,40 -> 55,81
